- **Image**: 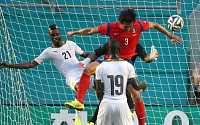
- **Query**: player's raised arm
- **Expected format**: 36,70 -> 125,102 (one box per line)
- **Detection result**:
67,27 -> 99,39
149,22 -> 184,45
0,60 -> 39,69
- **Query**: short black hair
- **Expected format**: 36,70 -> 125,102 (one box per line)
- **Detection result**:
49,24 -> 58,31
119,8 -> 136,24
108,39 -> 120,51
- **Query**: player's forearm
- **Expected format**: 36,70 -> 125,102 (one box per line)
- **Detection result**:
87,53 -> 98,62
143,55 -> 155,63
9,61 -> 36,69
128,78 -> 141,90
95,80 -> 104,101
151,22 -> 173,39
73,28 -> 97,35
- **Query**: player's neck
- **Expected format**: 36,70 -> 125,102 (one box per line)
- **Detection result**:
51,41 -> 65,48
109,54 -> 119,60
107,57 -> 123,62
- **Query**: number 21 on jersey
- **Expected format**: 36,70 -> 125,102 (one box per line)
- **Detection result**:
62,51 -> 71,59
107,75 -> 124,95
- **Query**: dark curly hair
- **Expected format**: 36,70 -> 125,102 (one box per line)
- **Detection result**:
119,8 -> 137,24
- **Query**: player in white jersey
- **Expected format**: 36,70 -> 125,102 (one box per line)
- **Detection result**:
0,24 -> 94,125
95,39 -> 147,125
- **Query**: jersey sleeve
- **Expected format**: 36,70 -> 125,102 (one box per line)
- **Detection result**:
127,63 -> 137,79
95,64 -> 103,81
34,49 -> 50,64
73,42 -> 84,55
98,23 -> 108,35
94,42 -> 108,57
138,21 -> 149,31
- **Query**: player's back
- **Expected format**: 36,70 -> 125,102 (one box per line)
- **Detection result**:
96,60 -> 132,101
96,60 -> 135,125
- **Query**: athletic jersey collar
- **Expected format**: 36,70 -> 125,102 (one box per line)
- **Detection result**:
51,41 -> 66,48
106,58 -> 124,62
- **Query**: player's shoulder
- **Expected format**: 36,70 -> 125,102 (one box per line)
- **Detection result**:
121,60 -> 131,65
65,40 -> 78,46
134,20 -> 148,26
44,47 -> 52,51
110,21 -> 120,27
122,61 -> 133,67
65,40 -> 75,44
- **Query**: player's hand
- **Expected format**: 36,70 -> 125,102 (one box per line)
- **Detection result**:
170,34 -> 184,45
0,62 -> 10,68
149,46 -> 158,61
138,81 -> 147,91
77,58 -> 91,68
67,31 -> 74,40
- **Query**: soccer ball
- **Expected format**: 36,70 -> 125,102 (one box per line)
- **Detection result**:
167,15 -> 184,31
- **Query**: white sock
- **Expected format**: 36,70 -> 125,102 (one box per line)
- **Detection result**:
75,110 -> 81,118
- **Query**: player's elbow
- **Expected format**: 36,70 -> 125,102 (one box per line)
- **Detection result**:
29,64 -> 35,68
149,22 -> 159,29
97,92 -> 103,101
87,27 -> 99,35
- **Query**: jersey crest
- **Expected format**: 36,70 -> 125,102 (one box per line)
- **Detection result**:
132,27 -> 137,33
68,45 -> 73,50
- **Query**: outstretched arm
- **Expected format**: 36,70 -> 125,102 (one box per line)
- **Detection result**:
0,60 -> 39,69
80,52 -> 90,58
149,22 -> 184,45
67,27 -> 99,39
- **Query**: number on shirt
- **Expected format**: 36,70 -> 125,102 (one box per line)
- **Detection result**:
125,38 -> 128,45
62,51 -> 71,59
107,75 -> 124,95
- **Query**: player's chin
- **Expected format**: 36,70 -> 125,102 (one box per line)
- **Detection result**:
123,29 -> 129,32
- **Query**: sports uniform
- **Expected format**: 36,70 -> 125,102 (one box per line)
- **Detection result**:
95,60 -> 136,125
34,41 -> 94,91
87,43 -> 148,124
98,21 -> 149,59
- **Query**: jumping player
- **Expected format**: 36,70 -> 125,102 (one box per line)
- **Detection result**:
0,24 -> 93,125
65,8 -> 183,125
95,39 -> 147,125
86,42 -> 158,125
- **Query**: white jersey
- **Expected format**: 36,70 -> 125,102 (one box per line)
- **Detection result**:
34,41 -> 95,91
96,60 -> 136,125
34,41 -> 83,78
95,60 -> 137,101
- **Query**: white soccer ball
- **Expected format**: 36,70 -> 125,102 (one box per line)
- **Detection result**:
167,15 -> 184,31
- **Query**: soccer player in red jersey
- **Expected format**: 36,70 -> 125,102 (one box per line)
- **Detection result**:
65,8 -> 183,125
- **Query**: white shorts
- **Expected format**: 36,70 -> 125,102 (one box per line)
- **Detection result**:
66,75 -> 95,91
97,99 -> 134,125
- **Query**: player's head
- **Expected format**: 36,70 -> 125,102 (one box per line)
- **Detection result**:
108,39 -> 120,58
49,24 -> 62,45
119,8 -> 136,32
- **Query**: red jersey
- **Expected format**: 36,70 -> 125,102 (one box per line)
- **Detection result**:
98,21 -> 149,59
